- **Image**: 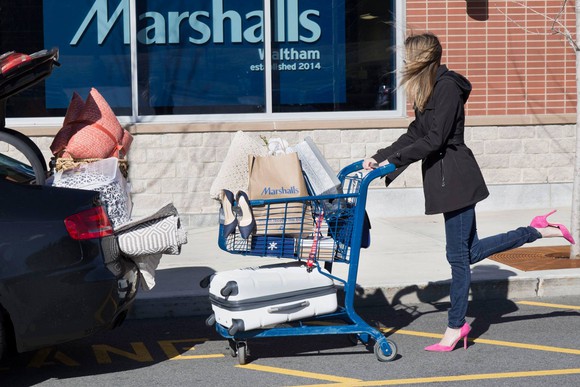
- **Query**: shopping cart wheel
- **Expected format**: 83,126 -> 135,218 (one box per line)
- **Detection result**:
237,341 -> 249,365
374,339 -> 397,362
227,339 -> 237,358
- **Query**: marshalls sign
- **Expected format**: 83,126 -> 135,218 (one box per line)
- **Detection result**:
43,0 -> 346,110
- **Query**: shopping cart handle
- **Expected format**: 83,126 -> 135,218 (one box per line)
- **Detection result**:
338,160 -> 396,182
371,162 -> 396,175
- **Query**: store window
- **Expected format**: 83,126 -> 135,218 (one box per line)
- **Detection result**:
136,0 -> 267,115
273,0 -> 396,112
0,0 -> 397,120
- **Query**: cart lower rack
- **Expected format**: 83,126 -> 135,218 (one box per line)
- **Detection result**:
206,160 -> 398,364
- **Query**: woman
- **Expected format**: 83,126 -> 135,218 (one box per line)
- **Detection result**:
363,32 -> 574,352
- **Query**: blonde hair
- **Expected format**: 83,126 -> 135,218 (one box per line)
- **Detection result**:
400,33 -> 442,112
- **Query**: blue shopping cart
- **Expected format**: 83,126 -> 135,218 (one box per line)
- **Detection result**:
210,160 -> 398,364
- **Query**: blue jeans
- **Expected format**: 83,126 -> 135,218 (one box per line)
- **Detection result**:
443,205 -> 541,328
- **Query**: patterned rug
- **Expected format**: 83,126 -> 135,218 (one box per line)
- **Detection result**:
489,246 -> 580,271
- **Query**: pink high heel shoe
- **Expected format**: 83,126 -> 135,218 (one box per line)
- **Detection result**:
530,210 -> 575,244
424,323 -> 471,352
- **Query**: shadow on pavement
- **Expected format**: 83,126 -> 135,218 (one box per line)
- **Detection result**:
356,263 -> 580,343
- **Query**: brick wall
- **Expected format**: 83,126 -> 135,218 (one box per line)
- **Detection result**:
406,0 -> 576,116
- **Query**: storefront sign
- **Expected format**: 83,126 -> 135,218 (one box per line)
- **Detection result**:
43,0 -> 345,110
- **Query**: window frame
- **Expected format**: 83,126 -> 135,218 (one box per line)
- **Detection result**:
5,0 -> 406,129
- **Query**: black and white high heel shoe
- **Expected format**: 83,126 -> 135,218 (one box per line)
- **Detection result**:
220,189 -> 237,238
236,191 -> 256,239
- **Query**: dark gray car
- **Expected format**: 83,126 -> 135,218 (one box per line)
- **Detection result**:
0,48 -> 140,361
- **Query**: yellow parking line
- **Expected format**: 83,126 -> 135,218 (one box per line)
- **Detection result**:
469,337 -> 580,355
381,328 -> 440,339
234,328 -> 580,387
517,301 -> 580,310
237,363 -> 362,383
170,354 -> 225,359
234,325 -> 579,386
382,328 -> 580,355
274,325 -> 580,355
292,368 -> 580,387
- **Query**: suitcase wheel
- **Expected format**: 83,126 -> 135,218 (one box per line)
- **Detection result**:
199,274 -> 214,288
227,319 -> 245,336
220,281 -> 238,298
205,314 -> 216,327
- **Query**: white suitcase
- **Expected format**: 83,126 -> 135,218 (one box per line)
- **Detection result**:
208,263 -> 337,335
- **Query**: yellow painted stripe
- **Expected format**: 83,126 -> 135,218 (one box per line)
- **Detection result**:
169,354 -> 225,360
281,325 -> 580,355
517,301 -> 580,310
237,363 -> 362,383
382,328 -> 440,339
468,338 -> 580,355
291,368 -> 580,387
382,328 -> 580,355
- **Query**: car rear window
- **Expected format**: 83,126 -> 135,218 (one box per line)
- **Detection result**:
0,153 -> 35,183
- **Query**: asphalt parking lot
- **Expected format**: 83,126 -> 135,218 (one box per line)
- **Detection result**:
1,296 -> 579,386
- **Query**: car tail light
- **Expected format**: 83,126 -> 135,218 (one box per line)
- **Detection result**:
64,206 -> 114,240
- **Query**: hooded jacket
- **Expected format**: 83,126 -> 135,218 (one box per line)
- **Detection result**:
371,65 -> 489,215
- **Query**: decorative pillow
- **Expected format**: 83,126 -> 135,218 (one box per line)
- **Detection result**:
118,126 -> 133,158
115,203 -> 188,257
49,92 -> 84,156
50,88 -> 132,159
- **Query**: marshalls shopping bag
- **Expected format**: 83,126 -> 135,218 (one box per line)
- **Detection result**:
248,153 -> 313,237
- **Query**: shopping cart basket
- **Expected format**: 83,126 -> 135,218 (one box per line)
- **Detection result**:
210,160 -> 398,364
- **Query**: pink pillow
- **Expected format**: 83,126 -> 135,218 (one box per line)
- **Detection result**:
49,92 -> 84,156
50,88 -> 132,159
118,129 -> 133,158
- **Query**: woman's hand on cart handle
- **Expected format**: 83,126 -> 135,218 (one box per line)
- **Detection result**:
363,158 -> 388,170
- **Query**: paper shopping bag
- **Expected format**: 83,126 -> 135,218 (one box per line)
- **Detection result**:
248,153 -> 313,236
248,152 -> 309,200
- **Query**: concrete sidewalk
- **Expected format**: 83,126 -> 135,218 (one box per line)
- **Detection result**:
128,207 -> 580,319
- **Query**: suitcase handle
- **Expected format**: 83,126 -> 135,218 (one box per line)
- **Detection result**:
267,301 -> 310,313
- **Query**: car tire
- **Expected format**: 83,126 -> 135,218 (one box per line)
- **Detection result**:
0,129 -> 47,185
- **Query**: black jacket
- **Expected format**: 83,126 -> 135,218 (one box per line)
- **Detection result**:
371,65 -> 489,215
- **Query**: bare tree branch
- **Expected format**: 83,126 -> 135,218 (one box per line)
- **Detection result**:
498,0 -> 578,50
550,0 -> 578,50
551,0 -> 568,31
